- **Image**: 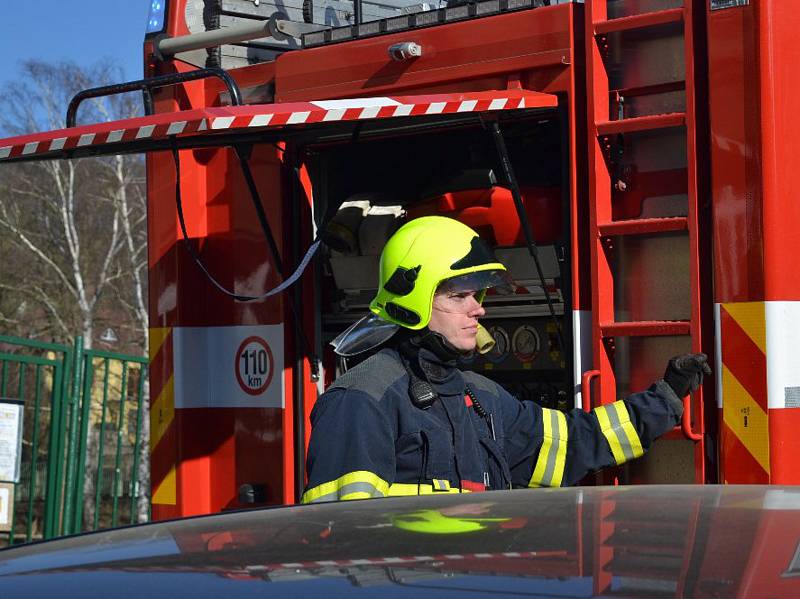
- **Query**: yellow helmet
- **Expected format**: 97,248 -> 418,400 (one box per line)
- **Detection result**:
370,216 -> 508,329
391,509 -> 511,534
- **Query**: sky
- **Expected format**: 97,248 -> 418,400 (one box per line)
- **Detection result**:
0,1 -> 151,86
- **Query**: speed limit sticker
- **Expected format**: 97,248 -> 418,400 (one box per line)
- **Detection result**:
235,336 -> 275,396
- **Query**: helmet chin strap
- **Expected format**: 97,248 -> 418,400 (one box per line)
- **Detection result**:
408,328 -> 463,362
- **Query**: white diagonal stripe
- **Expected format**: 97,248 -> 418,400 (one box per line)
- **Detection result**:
519,98 -> 526,109
457,100 -> 478,112
0,147 -> 11,159
311,97 -> 400,109
211,116 -> 235,130
106,130 -> 125,143
249,114 -> 273,127
393,105 -> 413,117
22,142 -> 39,155
489,98 -> 508,110
49,138 -> 67,151
77,133 -> 95,147
315,561 -> 337,566
167,121 -> 187,135
322,108 -> 346,122
359,106 -> 381,119
425,102 -> 446,114
135,125 -> 156,139
198,119 -> 208,131
287,111 -> 311,124
281,563 -> 303,568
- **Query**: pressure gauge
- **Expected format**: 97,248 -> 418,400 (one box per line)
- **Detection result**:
485,326 -> 510,364
512,324 -> 540,363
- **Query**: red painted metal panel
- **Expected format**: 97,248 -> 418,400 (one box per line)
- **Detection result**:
598,216 -> 688,237
599,321 -> 691,337
275,5 -> 574,102
706,3 -> 764,303
594,8 -> 683,35
769,409 -> 800,484
595,112 -> 685,135
757,2 -> 800,301
586,0 -> 617,405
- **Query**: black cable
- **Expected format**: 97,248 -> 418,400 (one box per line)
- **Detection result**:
170,143 -> 321,302
486,119 -> 567,356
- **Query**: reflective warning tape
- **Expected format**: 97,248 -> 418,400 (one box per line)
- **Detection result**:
718,301 -> 800,483
149,327 -> 177,505
717,302 -> 769,482
0,90 -> 554,163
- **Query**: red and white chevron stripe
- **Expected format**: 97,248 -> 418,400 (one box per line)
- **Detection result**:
0,89 -> 556,163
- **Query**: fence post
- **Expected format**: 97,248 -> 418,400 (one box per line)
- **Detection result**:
43,363 -> 64,538
73,354 -> 95,531
62,336 -> 84,535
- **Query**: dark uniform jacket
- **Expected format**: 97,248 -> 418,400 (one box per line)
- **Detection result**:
302,346 -> 682,503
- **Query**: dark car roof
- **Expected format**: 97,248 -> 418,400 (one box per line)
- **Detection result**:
2,485 -> 800,598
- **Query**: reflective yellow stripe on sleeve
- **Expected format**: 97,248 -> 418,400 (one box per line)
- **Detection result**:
301,470 -> 389,504
528,408 -> 568,488
593,401 -> 644,465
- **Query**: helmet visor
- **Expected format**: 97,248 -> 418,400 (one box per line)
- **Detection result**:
436,269 -> 514,297
330,313 -> 400,357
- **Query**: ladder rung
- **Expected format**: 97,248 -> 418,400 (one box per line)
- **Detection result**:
596,113 -> 685,135
595,8 -> 684,35
600,321 -> 691,337
598,217 -> 688,237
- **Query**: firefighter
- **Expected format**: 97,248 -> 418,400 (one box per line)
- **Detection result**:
301,216 -> 710,503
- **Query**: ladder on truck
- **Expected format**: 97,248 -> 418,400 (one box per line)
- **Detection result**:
583,0 -> 710,486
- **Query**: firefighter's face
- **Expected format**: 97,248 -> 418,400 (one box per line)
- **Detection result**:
428,289 -> 486,351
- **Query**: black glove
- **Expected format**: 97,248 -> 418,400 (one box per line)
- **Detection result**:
663,353 -> 712,399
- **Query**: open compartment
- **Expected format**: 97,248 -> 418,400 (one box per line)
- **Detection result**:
303,110 -> 575,410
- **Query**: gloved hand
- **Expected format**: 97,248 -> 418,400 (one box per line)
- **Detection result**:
663,353 -> 711,398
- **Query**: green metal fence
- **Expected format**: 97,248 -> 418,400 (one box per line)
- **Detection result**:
0,335 -> 148,546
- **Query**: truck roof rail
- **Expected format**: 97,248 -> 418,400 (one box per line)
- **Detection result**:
66,68 -> 243,128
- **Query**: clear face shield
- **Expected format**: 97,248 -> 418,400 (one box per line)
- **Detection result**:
434,270 -> 514,310
330,313 -> 401,357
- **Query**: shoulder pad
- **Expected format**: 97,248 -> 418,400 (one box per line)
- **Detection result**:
462,370 -> 501,396
328,349 -> 407,400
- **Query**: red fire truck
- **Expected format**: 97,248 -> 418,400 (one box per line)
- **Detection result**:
0,0 -> 797,522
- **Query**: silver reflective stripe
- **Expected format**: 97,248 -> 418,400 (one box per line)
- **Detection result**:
602,404 -> 637,462
710,0 -> 748,10
540,409 -> 562,487
309,481 -> 387,503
